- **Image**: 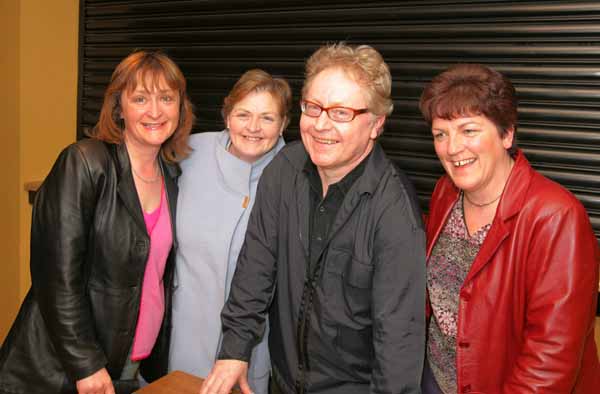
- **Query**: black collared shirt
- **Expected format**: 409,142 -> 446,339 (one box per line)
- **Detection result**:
303,155 -> 369,272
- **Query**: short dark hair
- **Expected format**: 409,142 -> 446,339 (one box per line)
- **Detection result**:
419,63 -> 518,154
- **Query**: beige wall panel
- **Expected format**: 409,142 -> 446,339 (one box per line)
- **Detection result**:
0,0 -> 78,342
0,0 -> 21,341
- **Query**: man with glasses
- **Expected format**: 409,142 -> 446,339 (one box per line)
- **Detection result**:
200,43 -> 425,394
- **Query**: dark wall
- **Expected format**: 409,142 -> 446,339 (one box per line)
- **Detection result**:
78,0 -> 600,240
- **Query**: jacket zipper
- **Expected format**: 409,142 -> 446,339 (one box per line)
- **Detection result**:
296,253 -> 326,394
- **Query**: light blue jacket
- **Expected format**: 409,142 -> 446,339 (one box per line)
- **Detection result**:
168,130 -> 284,394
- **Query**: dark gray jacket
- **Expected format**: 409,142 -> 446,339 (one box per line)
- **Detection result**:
220,141 -> 426,394
0,139 -> 178,393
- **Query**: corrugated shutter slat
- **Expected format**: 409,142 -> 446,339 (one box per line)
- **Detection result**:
78,0 -> 600,241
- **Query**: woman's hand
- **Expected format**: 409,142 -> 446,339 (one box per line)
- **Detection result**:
76,368 -> 115,394
199,359 -> 251,394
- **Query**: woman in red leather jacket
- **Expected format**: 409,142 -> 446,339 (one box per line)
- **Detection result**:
419,63 -> 599,394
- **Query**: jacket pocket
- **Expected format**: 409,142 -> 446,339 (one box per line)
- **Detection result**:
88,283 -> 138,330
87,284 -> 139,377
325,249 -> 374,321
346,259 -> 373,289
343,258 -> 374,320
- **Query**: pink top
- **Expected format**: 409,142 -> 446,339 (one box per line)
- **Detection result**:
131,184 -> 172,361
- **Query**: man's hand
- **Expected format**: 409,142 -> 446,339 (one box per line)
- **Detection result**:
199,359 -> 251,394
76,367 -> 115,394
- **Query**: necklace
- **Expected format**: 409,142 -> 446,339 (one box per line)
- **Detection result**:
131,162 -> 161,184
463,191 -> 501,208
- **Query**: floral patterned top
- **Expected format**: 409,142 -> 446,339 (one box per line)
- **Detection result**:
427,195 -> 491,394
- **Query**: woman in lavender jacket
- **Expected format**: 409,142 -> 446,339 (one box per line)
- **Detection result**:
168,69 -> 291,394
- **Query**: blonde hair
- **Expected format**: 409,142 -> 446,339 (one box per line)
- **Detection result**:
91,50 -> 194,163
222,69 -> 292,130
302,43 -> 393,116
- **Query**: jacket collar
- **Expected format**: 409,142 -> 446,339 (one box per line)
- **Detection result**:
434,149 -> 532,222
285,140 -> 389,196
114,141 -> 181,181
326,143 -> 389,239
291,140 -> 391,257
354,142 -> 390,195
466,150 -> 533,282
496,149 -> 532,222
428,149 -> 534,283
215,129 -> 285,197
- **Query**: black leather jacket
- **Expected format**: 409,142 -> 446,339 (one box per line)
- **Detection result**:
0,139 -> 179,393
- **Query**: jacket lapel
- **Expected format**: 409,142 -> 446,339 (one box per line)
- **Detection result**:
327,190 -> 363,246
464,151 -> 532,284
464,219 -> 510,283
284,142 -> 312,259
426,179 -> 459,259
297,174 -> 311,259
114,143 -> 147,233
160,156 -> 180,249
326,143 -> 386,245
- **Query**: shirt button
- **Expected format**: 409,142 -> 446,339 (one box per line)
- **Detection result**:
316,236 -> 322,241
458,341 -> 470,348
461,384 -> 471,393
319,206 -> 325,213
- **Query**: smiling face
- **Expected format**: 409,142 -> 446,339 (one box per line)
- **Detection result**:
120,73 -> 180,152
432,114 -> 514,198
300,67 -> 385,185
226,90 -> 285,163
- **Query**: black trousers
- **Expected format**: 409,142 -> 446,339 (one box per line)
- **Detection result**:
422,359 -> 444,394
269,377 -> 283,394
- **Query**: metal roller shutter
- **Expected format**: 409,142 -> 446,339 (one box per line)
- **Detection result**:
78,0 -> 600,244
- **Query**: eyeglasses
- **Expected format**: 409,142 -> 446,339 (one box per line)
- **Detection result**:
300,100 -> 369,123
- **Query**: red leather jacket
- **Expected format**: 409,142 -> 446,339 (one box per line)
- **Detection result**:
426,150 -> 600,393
